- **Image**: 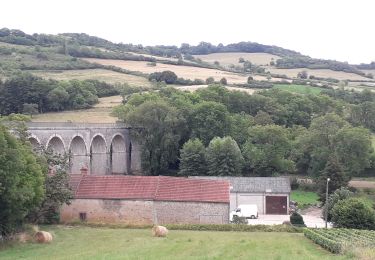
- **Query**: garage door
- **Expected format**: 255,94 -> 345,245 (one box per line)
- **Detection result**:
266,196 -> 287,214
238,195 -> 264,214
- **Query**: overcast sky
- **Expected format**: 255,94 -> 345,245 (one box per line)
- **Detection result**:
1,0 -> 374,64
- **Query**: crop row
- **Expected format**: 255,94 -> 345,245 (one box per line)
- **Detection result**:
304,228 -> 375,254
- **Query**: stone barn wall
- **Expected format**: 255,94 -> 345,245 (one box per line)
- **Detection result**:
60,199 -> 229,224
154,201 -> 229,224
60,199 -> 154,224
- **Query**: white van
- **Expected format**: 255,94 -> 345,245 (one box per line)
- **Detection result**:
230,204 -> 258,221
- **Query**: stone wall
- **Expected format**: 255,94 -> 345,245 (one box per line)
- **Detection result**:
60,199 -> 229,224
60,199 -> 154,224
154,201 -> 229,224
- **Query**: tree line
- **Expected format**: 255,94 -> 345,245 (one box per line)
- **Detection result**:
0,73 -> 121,115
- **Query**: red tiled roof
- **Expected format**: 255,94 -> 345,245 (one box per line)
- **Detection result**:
69,175 -> 229,203
68,174 -> 84,194
156,176 -> 230,203
75,176 -> 159,200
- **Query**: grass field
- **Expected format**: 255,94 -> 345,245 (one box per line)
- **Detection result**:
0,226 -> 345,260
291,190 -> 320,208
273,84 -> 324,94
29,69 -> 152,87
31,96 -> 122,123
267,68 -> 372,81
193,52 -> 281,66
82,58 -> 252,84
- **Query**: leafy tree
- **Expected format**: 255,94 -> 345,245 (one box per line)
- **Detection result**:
242,125 -> 295,176
247,76 -> 254,83
191,101 -> 230,145
206,136 -> 243,176
334,127 -> 373,175
331,198 -> 375,230
149,70 -> 178,84
254,110 -> 274,125
119,99 -> 185,175
238,57 -> 245,63
27,150 -> 73,224
322,187 -> 353,222
219,77 -> 227,85
316,156 -> 349,201
297,71 -> 308,79
229,112 -> 254,146
348,102 -> 375,131
295,113 -> 348,176
179,138 -> 207,176
22,103 -> 39,117
47,87 -> 69,111
0,126 -> 44,236
205,77 -> 215,84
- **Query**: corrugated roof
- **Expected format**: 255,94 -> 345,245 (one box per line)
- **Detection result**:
189,176 -> 291,193
68,175 -> 230,203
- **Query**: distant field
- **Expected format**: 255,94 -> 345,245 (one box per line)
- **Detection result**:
31,96 -> 122,123
29,69 -> 152,87
175,85 -> 258,94
194,52 -> 281,66
273,84 -> 323,94
0,226 -> 341,260
267,68 -> 372,81
83,58 -> 251,84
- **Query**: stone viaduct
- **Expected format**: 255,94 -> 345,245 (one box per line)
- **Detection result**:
26,122 -> 142,175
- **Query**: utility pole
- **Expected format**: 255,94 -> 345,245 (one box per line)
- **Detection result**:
325,178 -> 330,229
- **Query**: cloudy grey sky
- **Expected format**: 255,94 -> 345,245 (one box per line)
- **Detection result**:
1,0 -> 374,64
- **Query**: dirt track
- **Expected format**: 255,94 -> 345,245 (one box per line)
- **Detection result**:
349,180 -> 375,189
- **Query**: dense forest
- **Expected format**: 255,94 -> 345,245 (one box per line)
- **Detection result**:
113,85 -> 375,182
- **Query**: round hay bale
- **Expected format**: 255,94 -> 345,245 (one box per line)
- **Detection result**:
152,225 -> 168,237
34,231 -> 53,243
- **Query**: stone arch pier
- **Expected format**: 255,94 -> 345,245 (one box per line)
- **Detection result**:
26,122 -> 142,175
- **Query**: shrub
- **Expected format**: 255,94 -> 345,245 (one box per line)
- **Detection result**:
290,177 -> 299,190
290,212 -> 305,226
232,215 -> 248,224
322,187 -> 353,222
205,77 -> 215,84
331,198 -> 375,230
219,77 -> 227,85
72,222 -> 302,233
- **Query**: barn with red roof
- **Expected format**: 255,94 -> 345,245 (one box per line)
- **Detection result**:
61,170 -> 230,224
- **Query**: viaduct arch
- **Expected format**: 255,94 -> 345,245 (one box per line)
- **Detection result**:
26,122 -> 142,175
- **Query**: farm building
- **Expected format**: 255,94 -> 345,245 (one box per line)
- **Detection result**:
61,172 -> 230,224
190,177 -> 291,215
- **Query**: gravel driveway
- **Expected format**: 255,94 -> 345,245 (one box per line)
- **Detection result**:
247,214 -> 331,228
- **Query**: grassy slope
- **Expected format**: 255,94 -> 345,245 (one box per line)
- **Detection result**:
291,190 -> 320,208
267,67 -> 372,81
193,52 -> 281,66
82,58 -> 253,84
0,226 -> 345,260
273,84 -> 324,94
31,96 -> 122,123
29,69 -> 152,87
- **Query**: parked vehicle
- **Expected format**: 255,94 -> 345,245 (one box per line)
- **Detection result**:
230,204 -> 258,221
